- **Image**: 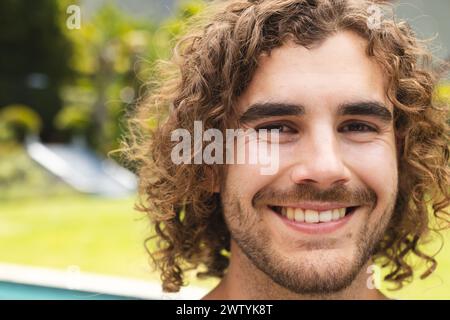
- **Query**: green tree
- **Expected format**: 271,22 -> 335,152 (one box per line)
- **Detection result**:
0,104 -> 42,143
55,0 -> 205,155
59,3 -> 172,154
0,0 -> 74,142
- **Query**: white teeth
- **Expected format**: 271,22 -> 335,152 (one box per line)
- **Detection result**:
304,210 -> 319,223
294,208 -> 305,222
332,209 -> 340,221
319,210 -> 332,222
287,207 -> 295,220
278,206 -> 350,223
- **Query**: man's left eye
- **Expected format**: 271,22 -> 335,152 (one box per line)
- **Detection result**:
339,122 -> 377,133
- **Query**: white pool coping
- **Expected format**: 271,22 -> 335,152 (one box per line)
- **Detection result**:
0,263 -> 209,300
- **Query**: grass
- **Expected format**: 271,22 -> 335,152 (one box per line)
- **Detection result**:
0,195 -> 217,290
0,196 -> 153,279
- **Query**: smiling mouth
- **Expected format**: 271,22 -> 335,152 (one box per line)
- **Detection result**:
269,205 -> 359,224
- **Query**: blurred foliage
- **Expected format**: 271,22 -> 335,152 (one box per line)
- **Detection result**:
435,83 -> 450,127
163,0 -> 206,37
57,1 -> 205,154
0,0 -> 206,203
0,0 -> 74,141
54,104 -> 91,134
0,0 -> 205,154
0,104 -> 42,143
436,83 -> 450,102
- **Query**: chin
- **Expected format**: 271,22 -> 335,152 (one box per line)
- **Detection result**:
274,252 -> 364,295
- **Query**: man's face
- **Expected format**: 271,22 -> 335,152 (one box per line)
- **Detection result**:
221,31 -> 398,294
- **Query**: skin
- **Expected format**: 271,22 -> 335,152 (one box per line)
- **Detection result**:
203,31 -> 398,300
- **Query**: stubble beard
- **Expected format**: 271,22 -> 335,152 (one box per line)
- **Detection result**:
221,186 -> 397,296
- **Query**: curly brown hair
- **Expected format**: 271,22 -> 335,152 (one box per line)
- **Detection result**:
123,0 -> 450,293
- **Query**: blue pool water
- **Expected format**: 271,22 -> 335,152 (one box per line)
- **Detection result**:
0,281 -> 138,300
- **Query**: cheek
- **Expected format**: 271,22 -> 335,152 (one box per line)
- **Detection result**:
225,163 -> 274,201
343,141 -> 398,203
223,138 -> 284,198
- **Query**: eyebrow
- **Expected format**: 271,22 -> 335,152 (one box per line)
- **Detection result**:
239,102 -> 305,123
239,100 -> 393,124
337,101 -> 393,123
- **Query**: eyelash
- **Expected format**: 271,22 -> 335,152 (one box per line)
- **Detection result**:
339,122 -> 378,133
255,122 -> 378,134
255,123 -> 295,133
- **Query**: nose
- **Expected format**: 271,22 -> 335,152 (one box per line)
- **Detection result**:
290,126 -> 350,189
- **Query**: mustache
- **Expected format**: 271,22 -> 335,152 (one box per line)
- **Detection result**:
252,183 -> 377,207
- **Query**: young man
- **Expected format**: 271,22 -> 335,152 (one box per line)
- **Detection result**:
125,0 -> 449,299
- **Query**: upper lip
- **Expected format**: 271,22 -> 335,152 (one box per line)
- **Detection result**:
270,202 -> 358,211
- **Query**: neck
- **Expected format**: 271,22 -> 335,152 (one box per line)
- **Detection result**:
203,240 -> 388,300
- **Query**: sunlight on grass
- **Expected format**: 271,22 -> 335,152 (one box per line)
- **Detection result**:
0,196 -> 155,280
0,195 -> 216,291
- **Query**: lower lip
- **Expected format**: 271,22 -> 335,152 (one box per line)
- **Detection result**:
272,208 -> 356,235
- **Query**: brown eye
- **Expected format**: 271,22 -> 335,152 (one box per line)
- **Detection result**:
340,122 -> 377,133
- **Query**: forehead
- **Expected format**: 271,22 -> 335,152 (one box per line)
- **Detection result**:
237,31 -> 390,113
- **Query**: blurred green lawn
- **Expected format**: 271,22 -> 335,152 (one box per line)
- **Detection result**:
0,195 -> 448,299
0,196 -> 153,279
